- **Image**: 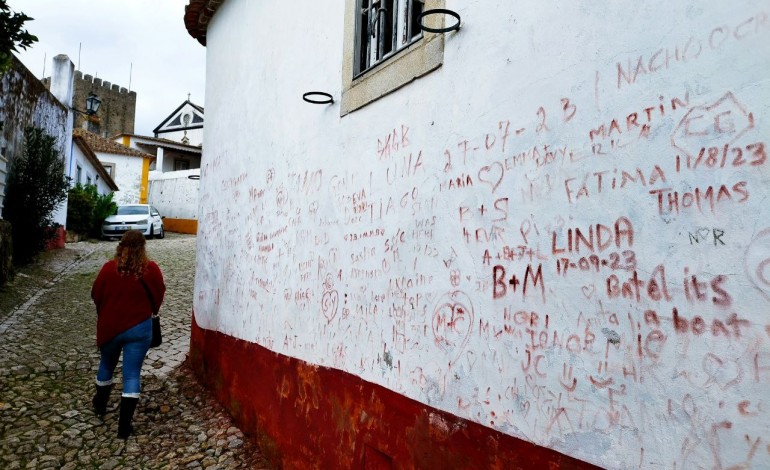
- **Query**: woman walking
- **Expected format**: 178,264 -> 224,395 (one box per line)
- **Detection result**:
91,230 -> 165,438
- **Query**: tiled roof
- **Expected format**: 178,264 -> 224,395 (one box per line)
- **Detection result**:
185,0 -> 225,46
73,129 -> 153,159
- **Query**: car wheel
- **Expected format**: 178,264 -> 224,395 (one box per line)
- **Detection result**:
158,225 -> 165,239
148,224 -> 155,239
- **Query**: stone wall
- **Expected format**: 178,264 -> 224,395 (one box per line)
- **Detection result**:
45,71 -> 136,138
0,55 -> 71,229
0,55 -> 69,167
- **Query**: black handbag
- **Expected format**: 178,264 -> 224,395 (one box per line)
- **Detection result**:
150,316 -> 162,348
139,278 -> 162,348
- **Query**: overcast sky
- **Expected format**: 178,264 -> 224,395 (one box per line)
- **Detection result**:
9,0 -> 206,136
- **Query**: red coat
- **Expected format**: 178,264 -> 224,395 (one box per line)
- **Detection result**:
91,260 -> 166,347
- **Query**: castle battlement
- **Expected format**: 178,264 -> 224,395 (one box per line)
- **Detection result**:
74,71 -> 136,97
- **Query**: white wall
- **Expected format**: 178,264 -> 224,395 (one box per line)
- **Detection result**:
147,169 -> 199,219
196,1 -> 770,468
70,146 -> 113,195
98,153 -> 143,205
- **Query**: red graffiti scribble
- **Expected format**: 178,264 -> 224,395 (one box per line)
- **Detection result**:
589,375 -> 614,388
738,400 -> 757,416
560,363 -> 577,392
672,92 -> 755,159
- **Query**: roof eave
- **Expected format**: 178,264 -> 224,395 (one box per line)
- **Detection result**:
185,0 -> 226,46
73,136 -> 120,191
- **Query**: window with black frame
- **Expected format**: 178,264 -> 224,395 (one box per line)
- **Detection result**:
355,0 -> 425,76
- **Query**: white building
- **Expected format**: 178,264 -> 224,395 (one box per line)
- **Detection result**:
71,130 -> 119,195
185,1 -> 770,468
115,133 -> 202,173
73,129 -> 153,205
114,121 -> 203,234
152,99 -> 204,147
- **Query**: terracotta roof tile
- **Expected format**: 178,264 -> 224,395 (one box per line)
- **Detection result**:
73,129 -> 153,159
71,132 -> 120,191
185,0 -> 225,46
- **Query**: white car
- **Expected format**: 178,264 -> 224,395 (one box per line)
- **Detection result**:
102,204 -> 165,239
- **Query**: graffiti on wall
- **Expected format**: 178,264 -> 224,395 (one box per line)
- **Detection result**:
194,8 -> 770,469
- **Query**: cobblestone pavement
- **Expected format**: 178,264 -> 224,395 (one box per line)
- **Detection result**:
0,234 -> 272,469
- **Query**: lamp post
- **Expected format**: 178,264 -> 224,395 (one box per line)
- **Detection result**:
73,92 -> 101,116
85,92 -> 101,115
73,93 -> 102,133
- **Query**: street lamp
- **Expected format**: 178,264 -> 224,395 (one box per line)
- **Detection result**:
85,92 -> 101,115
73,92 -> 101,116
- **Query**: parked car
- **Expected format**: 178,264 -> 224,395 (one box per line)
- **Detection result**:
102,204 -> 165,239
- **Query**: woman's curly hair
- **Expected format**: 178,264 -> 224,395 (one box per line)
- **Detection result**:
115,230 -> 149,278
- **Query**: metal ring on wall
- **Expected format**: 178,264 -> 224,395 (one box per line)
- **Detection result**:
418,9 -> 461,34
302,92 -> 334,104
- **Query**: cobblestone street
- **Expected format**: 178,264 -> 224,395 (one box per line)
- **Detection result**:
0,234 -> 272,469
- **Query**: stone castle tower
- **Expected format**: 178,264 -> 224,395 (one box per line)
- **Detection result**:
44,71 -> 136,138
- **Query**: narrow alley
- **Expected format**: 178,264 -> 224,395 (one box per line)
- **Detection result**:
0,234 -> 271,469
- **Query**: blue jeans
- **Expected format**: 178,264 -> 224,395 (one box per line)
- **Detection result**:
96,317 -> 152,397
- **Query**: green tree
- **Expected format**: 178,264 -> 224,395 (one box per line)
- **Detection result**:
66,183 -> 94,235
2,127 -> 69,264
0,1 -> 38,73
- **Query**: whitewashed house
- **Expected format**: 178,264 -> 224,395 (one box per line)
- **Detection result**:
115,133 -> 202,173
73,129 -> 153,205
113,102 -> 204,234
71,130 -> 119,195
152,99 -> 204,147
184,1 -> 770,468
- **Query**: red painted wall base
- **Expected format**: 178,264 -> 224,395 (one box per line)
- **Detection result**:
189,312 -> 600,469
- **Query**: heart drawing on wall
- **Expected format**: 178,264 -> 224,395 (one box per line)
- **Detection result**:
431,291 -> 475,366
478,161 -> 504,193
702,353 -> 742,390
745,228 -> 770,302
321,290 -> 339,323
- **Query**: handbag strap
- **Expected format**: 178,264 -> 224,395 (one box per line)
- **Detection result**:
138,277 -> 157,315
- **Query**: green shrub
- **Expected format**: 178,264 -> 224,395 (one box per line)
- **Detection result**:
66,183 -> 94,235
86,184 -> 117,238
66,183 -> 118,238
2,127 -> 69,264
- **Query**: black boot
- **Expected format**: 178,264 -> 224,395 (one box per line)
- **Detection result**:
92,384 -> 113,417
117,396 -> 139,439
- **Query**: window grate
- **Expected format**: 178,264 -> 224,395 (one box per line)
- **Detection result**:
355,0 -> 425,76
